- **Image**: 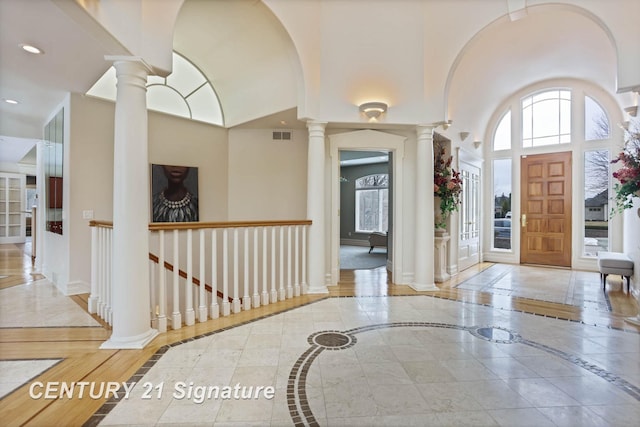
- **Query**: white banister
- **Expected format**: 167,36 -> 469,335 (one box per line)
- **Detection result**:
252,227 -> 260,308
262,227 -> 269,305
185,229 -> 195,326
210,229 -> 219,318
243,228 -> 250,311
287,226 -> 293,299
198,229 -> 207,322
157,230 -> 167,332
222,229 -> 230,316
90,220 -> 311,335
172,229 -> 181,329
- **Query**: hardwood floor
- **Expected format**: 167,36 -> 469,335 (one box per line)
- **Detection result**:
0,243 -> 638,426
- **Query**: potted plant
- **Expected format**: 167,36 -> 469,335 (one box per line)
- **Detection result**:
611,118 -> 640,215
433,141 -> 463,230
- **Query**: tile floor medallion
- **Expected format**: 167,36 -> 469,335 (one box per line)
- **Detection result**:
93,296 -> 640,427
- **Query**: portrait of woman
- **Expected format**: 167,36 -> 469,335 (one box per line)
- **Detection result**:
151,164 -> 199,222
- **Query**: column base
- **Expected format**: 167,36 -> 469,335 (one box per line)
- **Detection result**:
410,282 -> 440,292
100,328 -> 158,349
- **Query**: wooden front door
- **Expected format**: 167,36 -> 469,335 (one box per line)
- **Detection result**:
520,152 -> 572,267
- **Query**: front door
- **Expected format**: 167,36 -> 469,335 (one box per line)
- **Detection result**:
520,152 -> 572,267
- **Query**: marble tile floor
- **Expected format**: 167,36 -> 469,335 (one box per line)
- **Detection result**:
1,241 -> 640,426
95,296 -> 640,426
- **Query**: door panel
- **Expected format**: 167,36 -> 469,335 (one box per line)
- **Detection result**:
520,152 -> 572,267
458,162 -> 481,271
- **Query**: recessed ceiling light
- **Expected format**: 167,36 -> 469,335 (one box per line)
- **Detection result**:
3,98 -> 19,105
20,44 -> 44,54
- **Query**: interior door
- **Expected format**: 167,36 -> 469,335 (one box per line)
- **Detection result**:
520,152 -> 572,267
458,161 -> 480,271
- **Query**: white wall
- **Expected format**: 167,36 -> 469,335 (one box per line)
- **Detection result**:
44,94 -> 229,293
227,129 -> 307,220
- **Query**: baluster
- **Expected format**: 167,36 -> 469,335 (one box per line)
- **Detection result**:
270,226 -> 277,303
222,228 -> 230,316
210,229 -> 219,318
185,229 -> 195,325
149,257 -> 156,327
198,229 -> 207,322
243,228 -> 251,310
294,225 -> 300,296
252,227 -> 260,308
232,228 -> 241,313
106,229 -> 112,325
157,230 -> 167,332
278,226 -> 285,301
88,226 -> 98,313
261,227 -> 269,305
301,225 -> 308,293
97,227 -> 105,319
172,229 -> 181,328
287,226 -> 293,298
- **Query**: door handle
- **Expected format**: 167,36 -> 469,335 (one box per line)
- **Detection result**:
521,214 -> 527,227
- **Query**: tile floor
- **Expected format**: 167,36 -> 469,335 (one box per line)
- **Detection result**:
1,261 -> 640,426
94,296 -> 640,426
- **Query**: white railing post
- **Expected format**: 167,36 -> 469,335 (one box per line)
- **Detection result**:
294,225 -> 300,297
232,228 -> 241,313
261,227 -> 269,305
301,225 -> 308,293
252,227 -> 260,307
270,226 -> 278,303
279,226 -> 285,301
210,229 -> 219,318
287,226 -> 293,299
172,229 -> 182,329
185,229 -> 195,326
157,230 -> 167,332
106,229 -> 112,325
149,258 -> 156,327
89,226 -> 99,313
198,229 -> 207,322
243,228 -> 251,310
222,229 -> 230,316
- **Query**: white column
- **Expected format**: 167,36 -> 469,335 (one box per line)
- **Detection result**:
101,58 -> 158,348
413,126 -> 439,291
306,121 -> 329,294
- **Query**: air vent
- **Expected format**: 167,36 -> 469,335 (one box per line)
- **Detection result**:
272,131 -> 291,140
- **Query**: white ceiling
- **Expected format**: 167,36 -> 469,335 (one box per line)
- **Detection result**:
0,0 -> 637,166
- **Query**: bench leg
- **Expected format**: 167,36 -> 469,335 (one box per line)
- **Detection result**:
369,246 -> 373,254
624,276 -> 630,292
602,273 -> 608,290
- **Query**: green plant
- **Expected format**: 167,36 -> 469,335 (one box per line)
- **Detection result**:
433,142 -> 463,229
611,119 -> 640,215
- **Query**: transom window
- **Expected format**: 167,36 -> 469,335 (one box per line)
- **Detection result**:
355,174 -> 388,233
522,89 -> 571,147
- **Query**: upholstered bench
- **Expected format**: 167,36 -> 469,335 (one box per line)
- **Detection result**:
597,252 -> 634,292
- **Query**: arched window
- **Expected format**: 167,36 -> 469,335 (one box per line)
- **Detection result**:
355,174 -> 388,233
522,89 -> 571,147
86,52 -> 224,126
585,95 -> 610,140
493,110 -> 511,151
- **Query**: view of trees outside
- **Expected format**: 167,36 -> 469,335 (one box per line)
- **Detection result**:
493,158 -> 512,249
583,98 -> 611,255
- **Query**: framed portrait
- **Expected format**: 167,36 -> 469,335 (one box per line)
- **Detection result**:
150,164 -> 199,222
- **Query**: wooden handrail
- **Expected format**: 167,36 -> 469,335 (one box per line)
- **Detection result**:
148,220 -> 311,231
148,253 -> 230,302
90,220 -> 312,230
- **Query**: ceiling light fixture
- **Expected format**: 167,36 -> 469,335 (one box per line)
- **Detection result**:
20,43 -> 44,54
459,131 -> 470,141
435,120 -> 452,130
473,140 -> 482,149
3,98 -> 19,105
359,102 -> 388,120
